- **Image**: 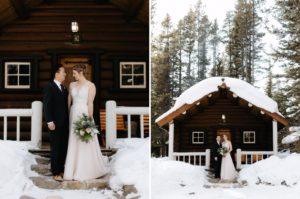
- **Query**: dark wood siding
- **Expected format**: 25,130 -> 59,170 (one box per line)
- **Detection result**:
0,0 -> 148,142
175,98 -> 273,153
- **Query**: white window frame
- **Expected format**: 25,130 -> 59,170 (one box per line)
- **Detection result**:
192,131 -> 204,144
4,62 -> 31,89
243,131 -> 256,144
119,62 -> 146,89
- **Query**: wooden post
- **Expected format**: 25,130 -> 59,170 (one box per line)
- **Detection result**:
31,101 -> 43,149
106,100 -> 117,149
236,148 -> 241,169
273,120 -> 278,155
205,149 -> 210,169
140,115 -> 144,138
4,116 -> 7,140
168,121 -> 174,160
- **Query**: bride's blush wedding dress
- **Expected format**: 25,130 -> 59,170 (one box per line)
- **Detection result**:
64,81 -> 108,181
220,141 -> 238,181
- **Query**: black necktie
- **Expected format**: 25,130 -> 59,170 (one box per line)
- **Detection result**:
60,84 -> 64,92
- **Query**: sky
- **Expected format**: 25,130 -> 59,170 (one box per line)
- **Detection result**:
152,0 -> 283,91
153,0 -> 236,35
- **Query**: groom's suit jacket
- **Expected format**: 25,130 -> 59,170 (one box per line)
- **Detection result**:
212,141 -> 222,159
43,81 -> 69,127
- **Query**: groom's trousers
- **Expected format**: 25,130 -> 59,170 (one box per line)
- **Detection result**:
49,124 -> 69,176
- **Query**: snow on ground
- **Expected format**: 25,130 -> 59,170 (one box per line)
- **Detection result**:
151,155 -> 300,199
109,138 -> 149,199
0,138 -> 149,199
239,153 -> 300,186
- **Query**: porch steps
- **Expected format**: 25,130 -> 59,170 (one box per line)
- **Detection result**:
28,148 -> 117,158
203,170 -> 246,188
29,156 -> 139,198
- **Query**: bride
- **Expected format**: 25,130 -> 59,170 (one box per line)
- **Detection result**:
64,64 -> 108,181
220,134 -> 237,181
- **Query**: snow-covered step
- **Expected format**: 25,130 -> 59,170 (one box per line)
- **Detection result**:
29,175 -> 109,190
28,148 -> 117,158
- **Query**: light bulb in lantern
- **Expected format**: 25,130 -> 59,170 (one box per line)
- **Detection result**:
71,21 -> 79,33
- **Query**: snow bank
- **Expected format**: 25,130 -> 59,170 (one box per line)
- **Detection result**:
157,77 -> 280,123
151,158 -> 206,199
109,138 -> 149,198
0,139 -> 149,198
0,141 -> 36,196
239,154 -> 300,186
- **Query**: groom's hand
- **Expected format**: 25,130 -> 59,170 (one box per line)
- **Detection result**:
214,157 -> 217,161
47,122 -> 56,131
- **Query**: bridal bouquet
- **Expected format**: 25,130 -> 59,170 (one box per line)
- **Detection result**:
73,113 -> 100,143
218,147 -> 229,157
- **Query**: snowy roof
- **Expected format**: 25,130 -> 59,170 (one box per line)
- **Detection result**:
156,77 -> 288,126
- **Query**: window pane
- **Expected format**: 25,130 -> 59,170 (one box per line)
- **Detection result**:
8,64 -> 18,74
121,64 -> 132,74
133,64 -> 144,74
122,75 -> 133,85
19,76 -> 30,85
133,75 -> 144,86
19,64 -> 30,74
8,76 -> 18,85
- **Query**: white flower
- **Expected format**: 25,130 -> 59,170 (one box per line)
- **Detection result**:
92,129 -> 99,134
86,128 -> 92,134
80,130 -> 85,136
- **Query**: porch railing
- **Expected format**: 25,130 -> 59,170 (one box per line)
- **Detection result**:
106,100 -> 149,149
173,149 -> 210,169
236,149 -> 274,169
0,101 -> 43,149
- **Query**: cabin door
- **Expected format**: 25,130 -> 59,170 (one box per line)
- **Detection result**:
217,128 -> 231,141
59,56 -> 92,88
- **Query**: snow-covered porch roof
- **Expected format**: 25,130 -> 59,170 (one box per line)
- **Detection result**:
156,77 -> 288,127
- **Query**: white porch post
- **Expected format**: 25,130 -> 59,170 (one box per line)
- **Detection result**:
168,121 -> 174,160
236,148 -> 242,169
106,100 -> 117,149
205,149 -> 210,169
31,101 -> 43,149
273,120 -> 278,155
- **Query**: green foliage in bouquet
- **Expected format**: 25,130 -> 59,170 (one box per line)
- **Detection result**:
218,147 -> 229,157
73,113 -> 100,143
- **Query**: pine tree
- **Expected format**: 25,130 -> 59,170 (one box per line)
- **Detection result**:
182,8 -> 196,88
274,0 -> 300,123
222,11 -> 234,76
210,19 -> 220,69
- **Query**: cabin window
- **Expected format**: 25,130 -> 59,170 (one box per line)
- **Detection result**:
243,131 -> 256,144
192,131 -> 204,144
4,62 -> 31,89
119,62 -> 146,88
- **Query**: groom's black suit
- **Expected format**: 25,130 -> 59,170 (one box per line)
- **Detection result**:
43,81 -> 69,176
212,141 -> 222,178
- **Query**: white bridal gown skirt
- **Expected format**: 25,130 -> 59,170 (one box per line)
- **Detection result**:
221,152 -> 238,181
64,104 -> 108,181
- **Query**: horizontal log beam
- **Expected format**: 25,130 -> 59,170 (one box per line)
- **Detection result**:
10,0 -> 29,19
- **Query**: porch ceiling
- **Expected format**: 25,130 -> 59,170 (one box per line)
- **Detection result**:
0,0 -> 148,28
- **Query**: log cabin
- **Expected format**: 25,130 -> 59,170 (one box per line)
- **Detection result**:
156,77 -> 289,168
0,0 -> 149,145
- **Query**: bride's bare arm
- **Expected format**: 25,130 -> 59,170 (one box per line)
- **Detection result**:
68,83 -> 72,110
229,141 -> 233,153
87,83 -> 96,119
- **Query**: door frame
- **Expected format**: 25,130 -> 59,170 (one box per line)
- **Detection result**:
48,49 -> 104,127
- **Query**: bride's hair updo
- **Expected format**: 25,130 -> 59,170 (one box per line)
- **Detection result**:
73,64 -> 87,76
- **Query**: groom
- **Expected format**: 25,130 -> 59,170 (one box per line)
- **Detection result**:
212,135 -> 222,179
43,65 -> 69,182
